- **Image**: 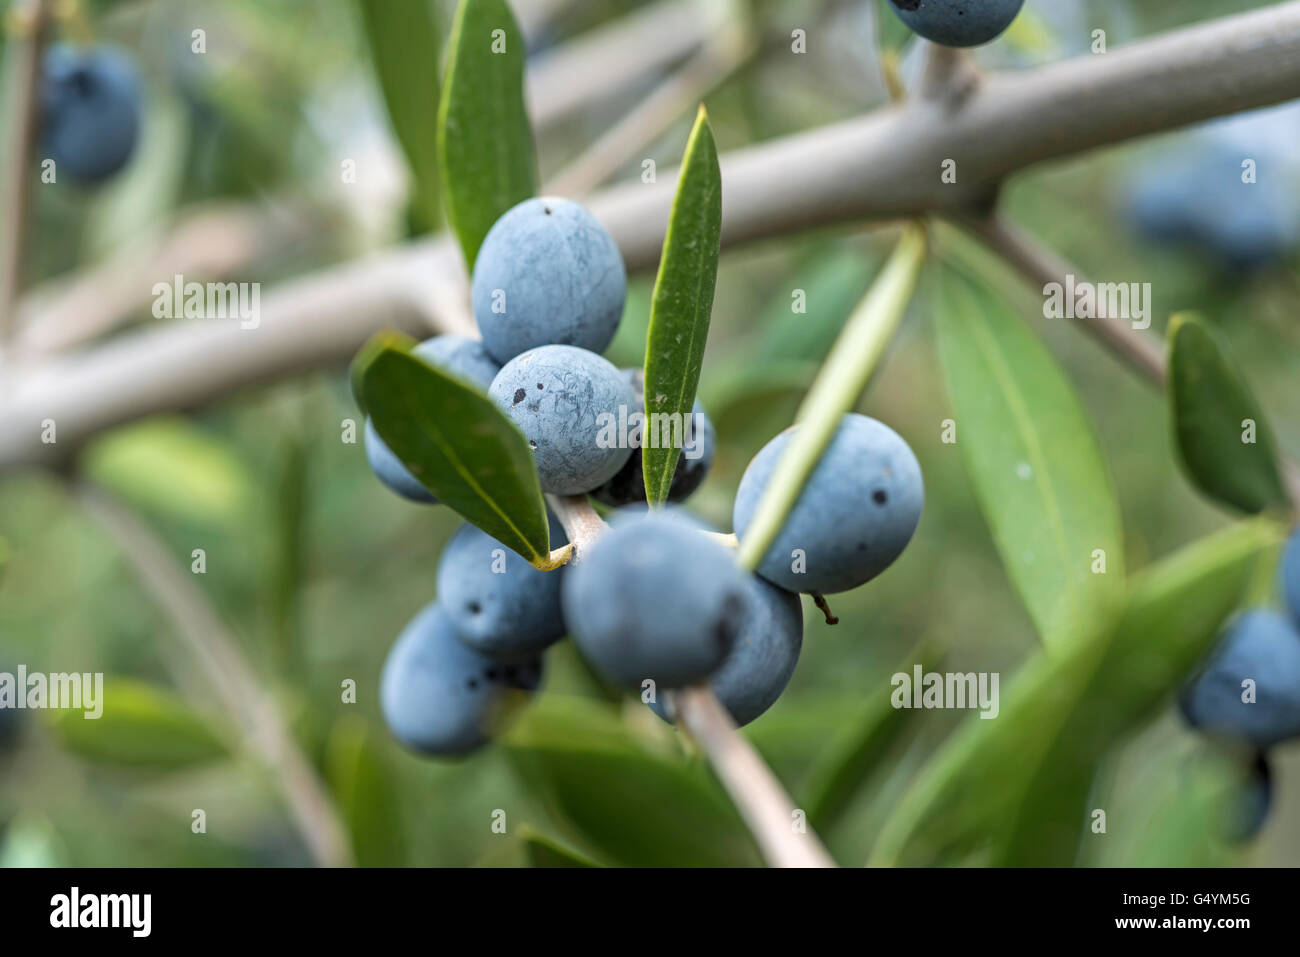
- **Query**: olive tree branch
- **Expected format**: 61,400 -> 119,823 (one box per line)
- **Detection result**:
11,201 -> 316,360
7,2 -> 1300,467
545,492 -> 835,867
0,0 -> 54,346
74,478 -> 355,868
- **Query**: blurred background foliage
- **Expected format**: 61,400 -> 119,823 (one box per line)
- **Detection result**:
1,0 -> 1298,866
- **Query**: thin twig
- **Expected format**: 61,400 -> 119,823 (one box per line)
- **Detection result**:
0,0 -> 53,345
74,479 -> 354,868
672,685 -> 836,867
959,212 -> 1300,509
544,9 -> 756,196
545,493 -> 835,867
527,0 -> 731,129
956,213 -> 1167,387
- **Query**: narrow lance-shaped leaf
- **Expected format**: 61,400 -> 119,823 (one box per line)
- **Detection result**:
354,332 -> 553,566
642,106 -> 722,506
1167,312 -> 1290,515
437,0 -> 537,267
734,225 -> 926,573
871,519 -> 1279,867
933,257 -> 1124,650
357,0 -> 443,232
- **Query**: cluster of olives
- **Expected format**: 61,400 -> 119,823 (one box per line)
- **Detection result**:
368,197 -> 924,756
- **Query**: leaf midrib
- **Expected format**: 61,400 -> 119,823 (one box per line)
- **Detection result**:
647,129 -> 717,501
386,363 -> 543,562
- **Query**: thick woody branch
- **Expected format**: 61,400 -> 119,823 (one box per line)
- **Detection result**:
5,2 -> 1300,469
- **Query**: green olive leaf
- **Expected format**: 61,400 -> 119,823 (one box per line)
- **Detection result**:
642,107 -> 722,506
357,0 -> 443,232
45,678 -> 231,772
801,643 -> 942,831
437,0 -> 537,267
1167,313 -> 1290,515
519,824 -> 602,868
933,257 -> 1125,650
353,332 -> 551,564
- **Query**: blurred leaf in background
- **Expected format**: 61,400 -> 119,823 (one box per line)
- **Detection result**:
1167,313 -> 1291,515
357,0 -> 443,233
82,418 -> 254,528
505,697 -> 762,867
325,716 -> 405,867
934,250 -> 1125,651
45,678 -> 232,772
873,519 -> 1278,866
437,0 -> 536,266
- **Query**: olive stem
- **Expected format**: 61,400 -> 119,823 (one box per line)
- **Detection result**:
548,493 -> 836,867
811,593 -> 839,626
531,541 -> 575,571
919,43 -> 980,106
672,685 -> 836,867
